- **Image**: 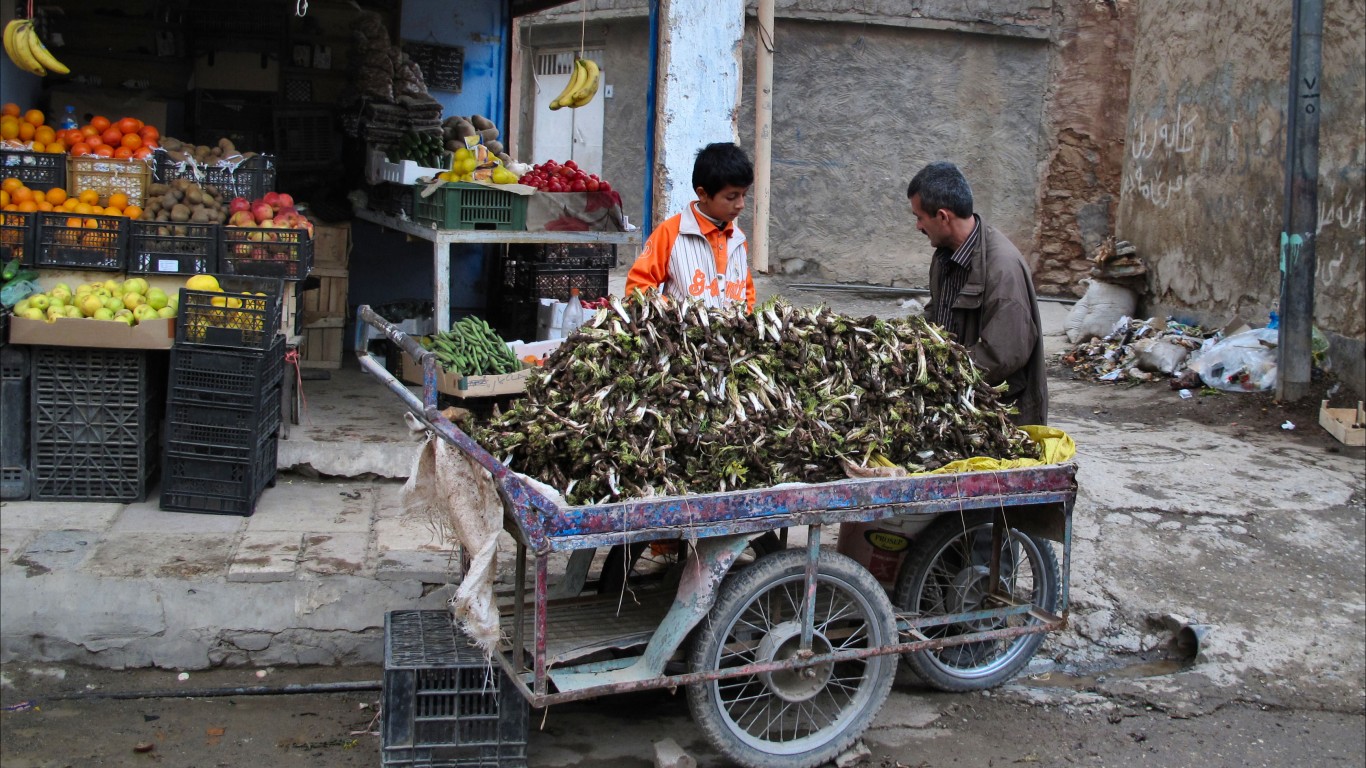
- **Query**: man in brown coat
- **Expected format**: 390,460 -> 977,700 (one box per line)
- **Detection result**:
908,161 -> 1048,426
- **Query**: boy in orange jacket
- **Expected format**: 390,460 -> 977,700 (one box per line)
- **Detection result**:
625,142 -> 756,312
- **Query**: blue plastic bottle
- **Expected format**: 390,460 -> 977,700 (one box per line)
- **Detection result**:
59,106 -> 78,131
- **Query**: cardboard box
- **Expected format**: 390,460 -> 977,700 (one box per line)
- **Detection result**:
835,518 -> 937,589
511,338 -> 564,365
300,317 -> 345,369
312,222 -> 351,269
194,52 -> 280,92
1319,401 -> 1365,446
9,316 -> 175,350
401,349 -> 531,398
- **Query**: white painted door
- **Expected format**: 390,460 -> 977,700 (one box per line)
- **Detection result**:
530,49 -> 604,174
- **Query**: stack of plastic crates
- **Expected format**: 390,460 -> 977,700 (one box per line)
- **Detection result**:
495,243 -> 616,342
1,344 -> 31,500
382,610 -> 529,768
28,347 -> 165,502
160,274 -> 285,516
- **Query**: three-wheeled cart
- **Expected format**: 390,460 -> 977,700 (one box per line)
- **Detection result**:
359,306 -> 1077,768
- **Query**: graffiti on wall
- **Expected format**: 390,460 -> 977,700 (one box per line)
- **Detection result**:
1318,179 -> 1365,234
1122,103 -> 1201,208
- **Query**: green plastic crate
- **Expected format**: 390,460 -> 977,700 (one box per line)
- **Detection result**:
413,183 -> 527,231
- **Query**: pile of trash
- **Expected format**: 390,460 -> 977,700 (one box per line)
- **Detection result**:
1061,316 -> 1210,384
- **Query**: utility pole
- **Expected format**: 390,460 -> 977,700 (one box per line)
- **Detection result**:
1277,0 -> 1324,402
752,0 -> 774,274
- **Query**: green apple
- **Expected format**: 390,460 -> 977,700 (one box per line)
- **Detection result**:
118,314 -> 136,326
63,305 -> 82,318
93,288 -> 111,300
166,296 -> 178,312
93,308 -> 115,320
47,296 -> 66,310
100,279 -> 120,293
21,307 -> 45,321
49,287 -> 71,304
79,294 -> 105,317
104,297 -> 123,312
145,287 -> 168,310
133,304 -> 160,322
122,277 -> 149,296
13,299 -> 29,314
156,306 -> 176,319
28,293 -> 49,311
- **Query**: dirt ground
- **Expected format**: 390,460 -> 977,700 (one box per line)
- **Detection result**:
3,285 -> 1362,767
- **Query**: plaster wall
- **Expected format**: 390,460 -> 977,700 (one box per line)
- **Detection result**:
1116,0 -> 1365,393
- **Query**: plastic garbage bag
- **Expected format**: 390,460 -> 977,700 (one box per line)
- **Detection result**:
0,278 -> 39,308
1186,328 -> 1278,392
1132,337 -> 1194,375
1065,280 -> 1139,344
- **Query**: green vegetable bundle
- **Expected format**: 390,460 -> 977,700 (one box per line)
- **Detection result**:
423,316 -> 521,376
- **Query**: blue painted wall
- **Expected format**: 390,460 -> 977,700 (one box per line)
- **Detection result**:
400,0 -> 508,125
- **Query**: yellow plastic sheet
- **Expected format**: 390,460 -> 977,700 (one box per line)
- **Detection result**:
913,425 -> 1076,476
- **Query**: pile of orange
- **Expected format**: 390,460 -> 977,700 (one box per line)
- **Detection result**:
65,115 -> 160,160
1,103 -> 160,160
2,177 -> 142,218
0,104 -> 64,154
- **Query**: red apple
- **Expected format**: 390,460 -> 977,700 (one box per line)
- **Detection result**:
252,204 -> 273,224
276,193 -> 294,208
230,197 -> 251,214
262,191 -> 281,209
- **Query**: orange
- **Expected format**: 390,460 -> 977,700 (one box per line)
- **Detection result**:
138,125 -> 159,143
23,109 -> 43,126
36,200 -> 52,211
44,188 -> 66,205
93,145 -> 114,158
100,127 -> 123,146
123,204 -> 142,219
65,215 -> 82,227
119,132 -> 142,150
113,146 -> 134,159
34,126 -> 55,144
107,192 -> 128,211
90,115 -> 110,133
1,177 -> 21,193
0,120 -> 17,140
116,117 -> 142,135
78,189 -> 99,205
11,187 -> 34,204
80,125 -> 99,138
131,146 -> 153,160
70,142 -> 92,157
17,122 -> 34,141
46,140 -> 66,153
1,103 -> 19,117
16,200 -> 37,212
0,190 -> 7,207
61,198 -> 78,210
30,141 -> 44,152
83,217 -> 99,229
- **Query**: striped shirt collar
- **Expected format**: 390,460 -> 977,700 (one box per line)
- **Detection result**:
943,215 -> 981,268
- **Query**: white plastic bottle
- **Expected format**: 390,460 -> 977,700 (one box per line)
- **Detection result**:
562,288 -> 585,335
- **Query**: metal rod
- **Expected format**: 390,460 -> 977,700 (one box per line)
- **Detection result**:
801,524 -> 821,649
752,0 -> 775,274
643,0 -> 660,238
1277,0 -> 1324,402
43,680 -> 382,702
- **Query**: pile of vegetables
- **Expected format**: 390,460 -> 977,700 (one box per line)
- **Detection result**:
473,292 -> 1038,505
140,178 -> 228,224
420,316 -> 521,376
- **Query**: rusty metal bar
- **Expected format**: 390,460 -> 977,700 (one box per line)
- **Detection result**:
801,524 -> 821,650
534,552 -> 549,697
512,541 -> 526,680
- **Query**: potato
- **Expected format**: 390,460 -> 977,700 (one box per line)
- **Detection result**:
454,121 -> 476,139
186,188 -> 203,206
479,126 -> 499,143
170,203 -> 191,222
190,208 -> 211,223
470,114 -> 494,131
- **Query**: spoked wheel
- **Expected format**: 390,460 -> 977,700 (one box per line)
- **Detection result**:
686,549 -> 896,768
597,531 -> 782,594
893,509 -> 1060,691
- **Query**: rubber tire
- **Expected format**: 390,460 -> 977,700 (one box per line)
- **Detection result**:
597,531 -> 782,595
686,549 -> 896,768
892,509 -> 1060,692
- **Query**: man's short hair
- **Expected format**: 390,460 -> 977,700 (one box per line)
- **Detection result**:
693,142 -> 754,196
907,161 -> 974,219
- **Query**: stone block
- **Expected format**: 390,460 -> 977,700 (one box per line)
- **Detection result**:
248,481 -> 375,533
376,549 -> 462,583
654,737 -> 696,768
111,503 -> 247,535
228,531 -> 303,582
299,532 -> 370,576
374,516 -> 447,552
0,501 -> 122,530
83,533 -> 236,579
11,529 -> 97,576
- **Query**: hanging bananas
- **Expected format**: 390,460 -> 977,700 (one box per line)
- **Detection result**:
549,57 -> 600,111
4,18 -> 68,77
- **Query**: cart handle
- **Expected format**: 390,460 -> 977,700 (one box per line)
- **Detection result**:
353,304 -> 560,553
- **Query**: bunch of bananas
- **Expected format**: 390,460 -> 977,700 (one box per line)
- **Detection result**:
549,57 -> 600,111
4,19 -> 68,77
419,316 -> 521,376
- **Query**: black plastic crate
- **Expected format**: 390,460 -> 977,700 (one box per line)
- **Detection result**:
508,264 -> 608,303
164,387 -> 281,459
176,274 -> 284,350
0,148 -> 65,191
0,211 -> 34,265
159,432 -> 277,516
1,345 -> 30,500
169,335 -> 285,407
129,221 -> 219,275
29,347 -> 164,502
152,150 -> 277,200
220,227 -> 313,281
382,610 -> 529,768
34,212 -> 129,271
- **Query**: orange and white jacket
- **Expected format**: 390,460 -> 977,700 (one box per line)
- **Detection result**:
624,202 -> 756,312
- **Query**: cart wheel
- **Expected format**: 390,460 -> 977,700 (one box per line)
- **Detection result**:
686,549 -> 896,768
596,531 -> 782,594
892,509 -> 1060,692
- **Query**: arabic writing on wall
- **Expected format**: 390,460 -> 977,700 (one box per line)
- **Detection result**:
1122,103 -> 1200,208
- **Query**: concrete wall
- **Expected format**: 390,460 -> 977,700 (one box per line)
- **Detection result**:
518,1 -> 1129,292
1117,0 -> 1366,395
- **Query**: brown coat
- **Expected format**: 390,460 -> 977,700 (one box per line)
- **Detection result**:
925,223 -> 1049,426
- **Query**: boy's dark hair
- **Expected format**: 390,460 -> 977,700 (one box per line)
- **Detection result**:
907,161 -> 974,219
693,142 -> 754,196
